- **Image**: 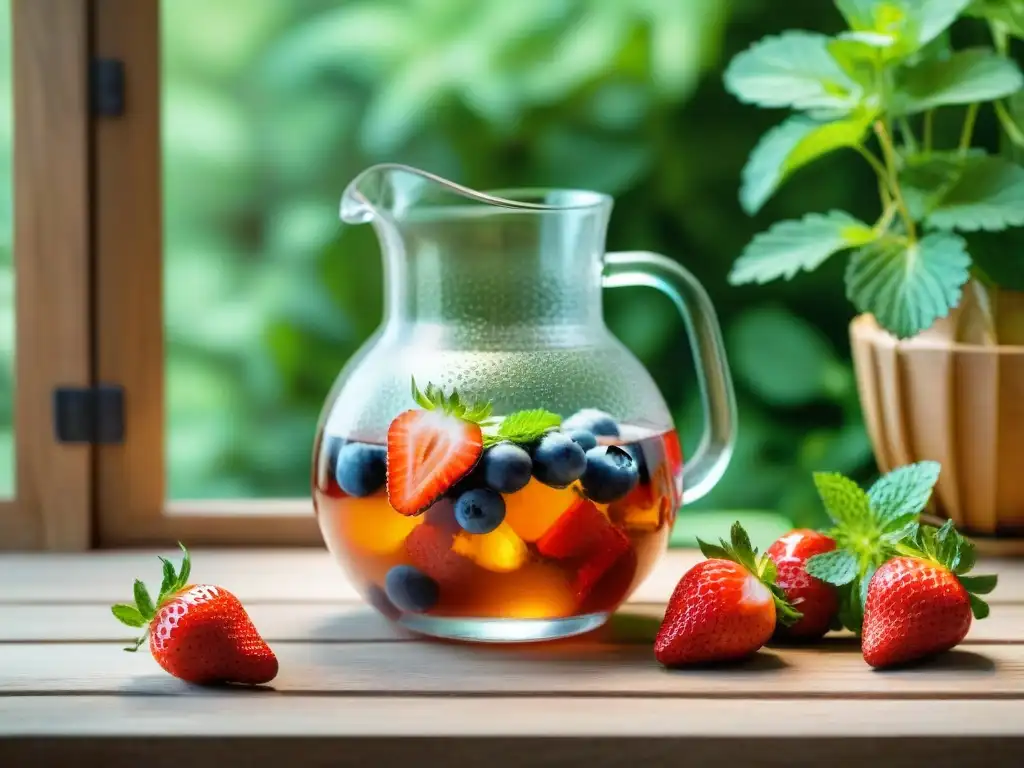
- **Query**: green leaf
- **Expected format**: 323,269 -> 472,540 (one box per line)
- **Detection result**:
900,151 -> 980,220
813,471 -> 873,529
728,306 -> 840,407
959,573 -> 998,594
805,548 -> 860,585
845,232 -> 972,339
158,557 -> 177,601
487,409 -> 561,447
133,580 -> 154,619
837,580 -> 867,634
696,539 -> 731,561
867,460 -> 941,528
965,0 -> 1024,38
729,211 -> 876,285
111,604 -> 147,629
723,31 -> 862,112
177,542 -> 191,589
969,593 -> 991,619
927,156 -> 1024,232
893,49 -> 1024,115
740,113 -> 875,214
837,0 -> 970,55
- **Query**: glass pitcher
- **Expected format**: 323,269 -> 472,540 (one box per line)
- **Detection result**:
312,164 -> 736,643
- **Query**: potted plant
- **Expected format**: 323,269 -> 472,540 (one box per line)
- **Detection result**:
723,0 -> 1024,544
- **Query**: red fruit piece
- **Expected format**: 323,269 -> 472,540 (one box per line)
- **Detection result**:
387,409 -> 483,516
405,521 -> 477,588
766,529 -> 839,640
111,545 -> 278,686
654,522 -> 800,666
860,522 -> 997,669
577,530 -> 636,611
536,496 -> 610,559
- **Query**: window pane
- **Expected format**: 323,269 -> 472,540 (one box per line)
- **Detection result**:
0,0 -> 14,497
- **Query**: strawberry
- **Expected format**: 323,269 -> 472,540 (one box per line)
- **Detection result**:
861,520 -> 997,669
655,522 -> 800,666
111,544 -> 278,686
386,380 -> 491,516
405,520 -> 479,588
766,528 -> 839,640
536,496 -> 610,559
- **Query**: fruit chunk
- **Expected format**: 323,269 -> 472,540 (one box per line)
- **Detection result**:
454,488 -> 506,534
387,409 -> 483,516
404,522 -> 478,587
531,432 -> 586,488
861,521 -> 996,669
482,443 -> 533,494
503,481 -> 580,542
766,529 -> 839,641
563,408 -> 620,437
580,445 -> 640,503
335,442 -> 387,497
110,544 -> 278,686
385,565 -> 439,613
574,525 -> 634,608
333,495 -> 421,556
536,496 -> 611,559
452,521 -> 528,573
609,482 -> 665,533
654,522 -> 800,667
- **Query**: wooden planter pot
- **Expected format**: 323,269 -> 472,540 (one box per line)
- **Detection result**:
851,313 -> 1024,547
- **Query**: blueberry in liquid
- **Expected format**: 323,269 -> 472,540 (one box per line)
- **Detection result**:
563,408 -> 620,438
567,428 -> 598,452
531,432 -> 587,488
335,441 -> 387,497
385,565 -> 439,613
482,442 -> 533,494
454,488 -> 507,534
581,444 -> 640,503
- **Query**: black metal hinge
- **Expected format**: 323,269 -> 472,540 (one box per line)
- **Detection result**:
90,58 -> 125,117
53,385 -> 125,444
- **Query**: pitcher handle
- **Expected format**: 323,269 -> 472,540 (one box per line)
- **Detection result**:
602,251 -> 737,504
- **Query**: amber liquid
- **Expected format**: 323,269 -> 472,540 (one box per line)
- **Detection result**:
312,428 -> 682,621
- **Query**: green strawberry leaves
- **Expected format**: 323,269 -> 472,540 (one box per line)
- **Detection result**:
893,518 -> 998,619
697,521 -> 804,627
111,542 -> 193,652
411,377 -> 494,424
806,461 -> 942,633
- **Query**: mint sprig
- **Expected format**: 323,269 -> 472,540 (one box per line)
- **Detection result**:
484,408 -> 561,447
698,521 -> 803,627
111,542 -> 192,652
724,0 -> 1024,340
805,461 -> 941,633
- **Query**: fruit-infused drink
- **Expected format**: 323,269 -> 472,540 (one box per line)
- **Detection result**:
313,383 -> 683,640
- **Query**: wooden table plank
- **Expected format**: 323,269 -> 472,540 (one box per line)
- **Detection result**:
2,549 -> 1022,604
4,601 -> 1023,644
1,640 -> 1020,698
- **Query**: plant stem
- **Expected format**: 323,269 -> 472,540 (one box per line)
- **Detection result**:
923,110 -> 934,154
959,103 -> 979,154
873,121 -> 916,240
995,100 -> 1024,148
875,201 -> 899,234
898,117 -> 918,153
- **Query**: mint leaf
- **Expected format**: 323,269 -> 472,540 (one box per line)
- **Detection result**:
837,0 -> 969,57
868,460 -> 941,528
111,604 -> 146,628
813,471 -> 873,530
900,151 -> 981,220
740,113 -> 874,214
845,232 -> 971,339
729,211 -> 876,285
837,580 -> 867,634
893,49 -> 1024,114
487,409 -> 561,447
806,548 -> 859,585
927,156 -> 1024,232
965,0 -> 1024,39
723,31 -> 862,112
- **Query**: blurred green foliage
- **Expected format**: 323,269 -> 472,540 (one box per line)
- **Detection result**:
0,1 -> 884,526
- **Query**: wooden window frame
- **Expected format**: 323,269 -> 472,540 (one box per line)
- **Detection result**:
92,0 -> 319,547
1,0 -> 93,552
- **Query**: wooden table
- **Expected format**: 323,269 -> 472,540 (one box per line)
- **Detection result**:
1,549 -> 1022,766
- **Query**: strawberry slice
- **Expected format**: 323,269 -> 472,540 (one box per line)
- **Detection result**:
387,409 -> 483,515
536,496 -> 610,559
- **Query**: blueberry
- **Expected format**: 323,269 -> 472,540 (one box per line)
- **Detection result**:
531,432 -> 587,488
567,429 -> 598,452
385,565 -> 439,613
335,442 -> 387,497
581,445 -> 639,503
563,408 -> 620,437
454,488 -> 506,534
624,443 -> 650,485
318,435 -> 345,488
482,443 -> 533,494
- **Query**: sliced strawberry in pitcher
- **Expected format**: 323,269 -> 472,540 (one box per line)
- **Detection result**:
387,409 -> 483,516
